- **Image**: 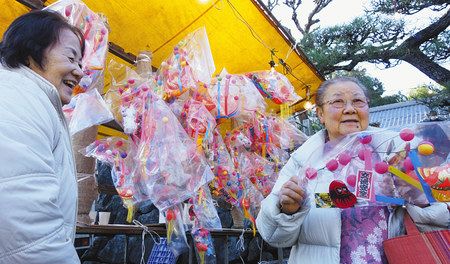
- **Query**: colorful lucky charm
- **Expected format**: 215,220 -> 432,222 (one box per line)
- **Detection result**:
47,0 -> 112,135
247,69 -> 300,105
196,242 -> 208,264
329,180 -> 357,208
241,197 -> 257,236
192,228 -> 213,264
166,208 -> 176,243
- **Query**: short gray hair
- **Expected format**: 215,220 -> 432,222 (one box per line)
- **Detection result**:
315,76 -> 369,107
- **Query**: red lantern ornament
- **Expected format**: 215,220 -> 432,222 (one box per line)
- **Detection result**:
329,180 -> 357,208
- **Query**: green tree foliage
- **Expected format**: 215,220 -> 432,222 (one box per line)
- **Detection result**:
408,84 -> 450,118
267,0 -> 450,88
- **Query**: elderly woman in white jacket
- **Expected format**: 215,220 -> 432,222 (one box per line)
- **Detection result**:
256,77 -> 449,264
0,11 -> 84,263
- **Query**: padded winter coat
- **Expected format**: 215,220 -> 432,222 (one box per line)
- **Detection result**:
0,65 -> 79,263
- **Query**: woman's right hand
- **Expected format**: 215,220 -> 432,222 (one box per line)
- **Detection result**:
279,176 -> 306,215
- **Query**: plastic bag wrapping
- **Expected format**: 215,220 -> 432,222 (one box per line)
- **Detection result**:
189,186 -> 220,264
83,137 -> 148,221
46,0 -> 108,73
137,91 -> 214,212
187,187 -> 220,264
266,115 -> 308,152
191,227 -> 216,264
237,75 -> 267,121
298,124 -> 449,209
180,99 -> 216,143
105,60 -> 155,140
63,88 -> 113,134
163,204 -> 189,257
239,152 -> 278,197
207,69 -> 243,119
46,0 -> 111,135
156,27 -> 215,101
190,186 -> 222,230
246,69 -> 301,104
203,128 -> 241,206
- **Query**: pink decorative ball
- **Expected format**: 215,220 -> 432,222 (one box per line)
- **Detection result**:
358,149 -> 366,161
326,159 -> 339,171
403,157 -> 415,172
374,162 -> 389,174
346,174 -> 356,187
305,167 -> 318,180
338,152 -> 352,166
359,134 -> 372,144
399,128 -> 415,141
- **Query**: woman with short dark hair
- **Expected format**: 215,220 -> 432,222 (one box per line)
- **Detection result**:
0,10 -> 84,263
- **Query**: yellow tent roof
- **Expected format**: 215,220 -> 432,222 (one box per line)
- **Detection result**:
3,0 -> 323,113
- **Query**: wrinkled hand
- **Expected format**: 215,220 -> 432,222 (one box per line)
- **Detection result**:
279,176 -> 306,215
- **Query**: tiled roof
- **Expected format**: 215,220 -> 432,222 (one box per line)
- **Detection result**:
369,100 -> 430,128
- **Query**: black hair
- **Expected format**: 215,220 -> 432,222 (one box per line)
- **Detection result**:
0,10 -> 85,69
316,76 -> 369,107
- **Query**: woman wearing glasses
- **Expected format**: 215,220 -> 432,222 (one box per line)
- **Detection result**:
256,77 -> 448,263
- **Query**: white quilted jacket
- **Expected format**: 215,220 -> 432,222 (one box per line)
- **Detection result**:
0,65 -> 79,263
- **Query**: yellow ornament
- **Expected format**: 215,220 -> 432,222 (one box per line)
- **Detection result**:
418,141 -> 434,156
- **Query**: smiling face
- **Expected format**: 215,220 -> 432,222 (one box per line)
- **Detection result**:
28,29 -> 83,104
316,81 -> 369,141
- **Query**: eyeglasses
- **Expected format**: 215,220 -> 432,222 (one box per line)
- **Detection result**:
324,98 -> 369,109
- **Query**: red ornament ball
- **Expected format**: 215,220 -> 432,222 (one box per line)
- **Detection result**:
326,159 -> 339,171
358,149 -> 366,161
399,128 -> 415,141
359,134 -> 372,144
166,209 -> 176,221
305,167 -> 318,180
338,152 -> 352,166
374,162 -> 389,174
403,157 -> 414,172
346,174 -> 356,187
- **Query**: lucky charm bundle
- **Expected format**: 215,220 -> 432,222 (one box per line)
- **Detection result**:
156,27 -> 215,101
83,137 -> 148,221
299,122 -> 449,209
137,91 -> 214,212
247,69 -> 301,105
47,0 -> 112,135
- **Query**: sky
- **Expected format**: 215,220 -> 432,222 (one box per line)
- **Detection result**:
269,0 -> 449,96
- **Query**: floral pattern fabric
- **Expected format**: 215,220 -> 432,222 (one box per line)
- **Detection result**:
340,206 -> 389,264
